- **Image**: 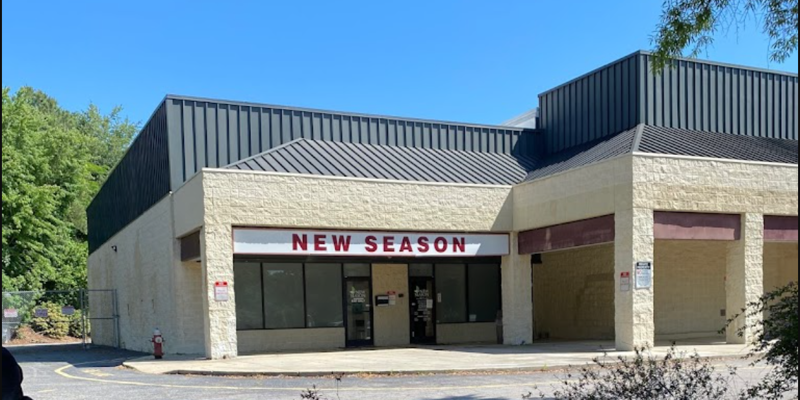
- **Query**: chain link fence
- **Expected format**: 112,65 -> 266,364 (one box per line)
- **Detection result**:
2,289 -> 119,348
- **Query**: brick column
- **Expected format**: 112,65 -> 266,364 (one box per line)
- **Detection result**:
615,208 -> 655,351
201,224 -> 238,359
501,232 -> 533,345
726,213 -> 764,344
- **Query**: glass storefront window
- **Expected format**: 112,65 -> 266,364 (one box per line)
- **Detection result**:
467,264 -> 501,322
435,264 -> 467,323
305,263 -> 344,327
409,263 -> 434,277
263,263 -> 305,329
234,262 -> 264,329
344,263 -> 371,277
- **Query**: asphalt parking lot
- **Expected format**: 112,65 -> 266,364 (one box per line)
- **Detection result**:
6,343 -> 786,400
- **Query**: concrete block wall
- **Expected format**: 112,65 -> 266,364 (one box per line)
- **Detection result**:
372,264 -> 410,347
533,244 -> 615,340
514,157 -> 633,231
654,240 -> 727,339
88,197 -> 198,354
201,170 -> 514,359
763,242 -> 799,292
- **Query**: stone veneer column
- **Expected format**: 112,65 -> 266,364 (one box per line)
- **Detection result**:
726,213 -> 764,344
614,208 -> 655,351
501,232 -> 533,345
201,224 -> 238,359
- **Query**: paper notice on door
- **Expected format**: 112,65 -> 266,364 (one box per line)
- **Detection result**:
426,299 -> 434,309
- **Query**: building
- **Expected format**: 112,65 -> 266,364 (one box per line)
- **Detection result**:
87,51 -> 798,360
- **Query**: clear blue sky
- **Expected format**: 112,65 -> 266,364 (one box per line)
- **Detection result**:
3,0 -> 797,127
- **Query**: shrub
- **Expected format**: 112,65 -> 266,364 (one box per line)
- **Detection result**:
30,303 -> 70,339
530,346 -> 733,400
726,282 -> 798,400
68,309 -> 88,338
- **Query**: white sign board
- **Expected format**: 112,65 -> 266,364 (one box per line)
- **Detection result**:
233,229 -> 510,257
620,272 -> 631,292
61,306 -> 75,316
635,261 -> 653,289
214,282 -> 229,302
3,308 -> 18,319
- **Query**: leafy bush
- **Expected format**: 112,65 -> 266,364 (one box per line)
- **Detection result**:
727,282 -> 798,400
68,309 -> 88,338
529,346 -> 733,400
30,303 -> 70,339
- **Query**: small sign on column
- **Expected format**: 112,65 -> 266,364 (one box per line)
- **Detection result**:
620,272 -> 631,292
214,281 -> 229,302
635,261 -> 652,289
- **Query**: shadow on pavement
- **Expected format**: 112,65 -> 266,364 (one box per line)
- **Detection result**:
6,343 -> 145,366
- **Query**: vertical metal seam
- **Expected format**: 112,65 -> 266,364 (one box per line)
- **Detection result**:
180,100 -> 186,182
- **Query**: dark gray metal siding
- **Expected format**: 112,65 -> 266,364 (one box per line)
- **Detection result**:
166,96 -> 534,188
640,54 -> 798,140
539,52 -> 798,155
538,54 -> 641,154
87,103 -> 170,253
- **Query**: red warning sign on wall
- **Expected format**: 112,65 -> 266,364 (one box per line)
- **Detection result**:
214,281 -> 229,302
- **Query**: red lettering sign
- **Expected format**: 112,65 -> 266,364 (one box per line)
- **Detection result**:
399,237 -> 413,252
434,237 -> 447,252
332,235 -> 352,252
365,236 -> 378,252
314,234 -> 327,251
452,237 -> 465,253
383,236 -> 395,252
293,234 -> 308,251
417,236 -> 429,252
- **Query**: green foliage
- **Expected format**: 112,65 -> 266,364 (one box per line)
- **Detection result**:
727,282 -> 798,400
68,308 -> 89,338
652,0 -> 798,70
2,87 -> 138,293
30,303 -> 71,339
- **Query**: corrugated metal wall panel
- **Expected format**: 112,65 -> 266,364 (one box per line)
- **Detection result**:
539,54 -> 640,153
641,54 -> 798,139
540,52 -> 798,154
165,96 -> 533,188
87,102 -> 170,253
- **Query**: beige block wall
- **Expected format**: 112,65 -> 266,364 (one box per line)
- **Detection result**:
764,242 -> 799,291
501,233 -> 532,345
654,241 -> 727,339
237,329 -> 345,354
372,264 -> 410,347
632,156 -> 798,215
514,156 -> 633,231
202,170 -> 513,359
88,197 -> 204,355
533,244 -> 615,340
614,207 -> 655,350
437,323 -> 496,344
726,214 -> 765,344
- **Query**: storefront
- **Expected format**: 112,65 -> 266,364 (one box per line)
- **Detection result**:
231,229 -> 507,352
87,51 -> 798,359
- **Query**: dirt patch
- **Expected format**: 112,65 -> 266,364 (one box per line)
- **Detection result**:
7,326 -> 82,345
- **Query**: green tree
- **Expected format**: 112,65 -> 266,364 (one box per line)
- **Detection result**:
1,87 -> 138,293
652,0 -> 798,70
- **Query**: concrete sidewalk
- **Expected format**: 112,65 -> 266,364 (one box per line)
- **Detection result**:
123,339 -> 752,376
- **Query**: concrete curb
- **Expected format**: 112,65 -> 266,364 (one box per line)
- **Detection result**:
123,354 -> 749,378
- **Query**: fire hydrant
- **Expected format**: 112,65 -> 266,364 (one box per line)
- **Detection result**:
152,328 -> 164,359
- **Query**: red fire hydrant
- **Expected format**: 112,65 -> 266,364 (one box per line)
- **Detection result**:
152,328 -> 164,359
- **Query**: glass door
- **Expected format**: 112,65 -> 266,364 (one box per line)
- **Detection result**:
409,277 -> 436,344
344,278 -> 373,347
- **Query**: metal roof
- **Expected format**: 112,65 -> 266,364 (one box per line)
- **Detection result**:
524,124 -> 798,182
638,125 -> 799,164
523,126 -> 638,181
227,138 -> 537,185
